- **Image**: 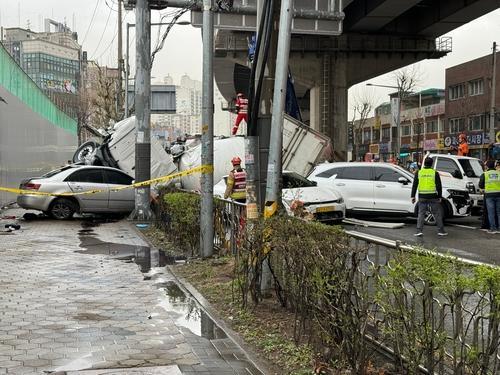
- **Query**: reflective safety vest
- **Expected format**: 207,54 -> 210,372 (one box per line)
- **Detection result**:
485,170 -> 500,193
236,97 -> 248,114
230,169 -> 246,200
418,168 -> 437,194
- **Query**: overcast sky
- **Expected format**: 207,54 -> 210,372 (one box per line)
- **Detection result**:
1,1 -> 499,110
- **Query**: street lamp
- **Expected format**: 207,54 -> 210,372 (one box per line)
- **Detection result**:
366,82 -> 401,158
125,21 -> 191,117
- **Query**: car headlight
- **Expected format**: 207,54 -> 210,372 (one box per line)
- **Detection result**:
465,182 -> 475,193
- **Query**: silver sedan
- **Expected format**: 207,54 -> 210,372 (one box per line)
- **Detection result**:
17,165 -> 135,219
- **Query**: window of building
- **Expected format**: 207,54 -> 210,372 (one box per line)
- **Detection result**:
468,79 -> 484,96
402,124 -> 411,136
449,84 -> 465,100
373,129 -> 380,141
413,123 -> 423,135
449,118 -> 465,133
382,127 -> 390,139
426,120 -> 438,133
363,130 -> 371,141
468,114 -> 485,131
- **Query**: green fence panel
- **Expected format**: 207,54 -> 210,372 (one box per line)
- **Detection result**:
0,43 -> 77,135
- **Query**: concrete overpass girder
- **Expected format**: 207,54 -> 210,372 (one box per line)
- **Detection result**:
344,0 -> 422,32
382,0 -> 500,37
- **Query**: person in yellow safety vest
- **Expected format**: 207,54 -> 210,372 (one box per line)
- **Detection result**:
410,157 -> 447,237
224,156 -> 246,203
479,160 -> 500,234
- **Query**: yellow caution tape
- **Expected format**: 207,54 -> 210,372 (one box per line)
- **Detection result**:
0,165 -> 213,197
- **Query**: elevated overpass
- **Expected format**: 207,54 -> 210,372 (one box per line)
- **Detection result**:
211,0 -> 500,159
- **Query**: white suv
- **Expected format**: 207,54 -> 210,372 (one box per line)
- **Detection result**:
425,154 -> 484,210
308,162 -> 472,224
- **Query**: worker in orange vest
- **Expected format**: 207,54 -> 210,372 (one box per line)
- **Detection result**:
457,133 -> 469,156
231,93 -> 248,136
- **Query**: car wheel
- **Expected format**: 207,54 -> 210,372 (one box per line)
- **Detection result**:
49,198 -> 78,220
73,141 -> 100,164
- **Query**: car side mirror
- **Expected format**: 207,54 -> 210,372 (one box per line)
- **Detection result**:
452,170 -> 463,179
398,176 -> 409,185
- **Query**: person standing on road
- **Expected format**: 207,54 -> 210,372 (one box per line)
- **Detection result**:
224,157 -> 246,203
411,157 -> 447,237
231,93 -> 248,136
479,160 -> 500,234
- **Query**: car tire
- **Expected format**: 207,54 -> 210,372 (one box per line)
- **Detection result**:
49,198 -> 78,220
73,141 -> 100,164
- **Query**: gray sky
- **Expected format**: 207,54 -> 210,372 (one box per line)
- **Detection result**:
1,1 -> 499,109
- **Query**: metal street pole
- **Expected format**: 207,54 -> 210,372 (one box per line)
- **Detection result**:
130,0 -> 152,221
125,22 -> 130,117
117,0 -> 123,114
200,0 -> 214,258
264,0 -> 293,218
490,41 -> 497,146
396,89 -> 402,158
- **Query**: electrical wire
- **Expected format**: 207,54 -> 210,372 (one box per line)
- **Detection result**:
90,5 -> 113,59
150,5 -> 196,66
81,0 -> 100,47
94,10 -> 129,64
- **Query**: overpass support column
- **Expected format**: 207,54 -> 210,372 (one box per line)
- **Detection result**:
309,86 -> 321,132
328,53 -> 348,161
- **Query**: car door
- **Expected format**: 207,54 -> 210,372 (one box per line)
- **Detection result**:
373,166 -> 412,213
64,168 -> 109,211
335,166 -> 374,210
103,169 -> 135,211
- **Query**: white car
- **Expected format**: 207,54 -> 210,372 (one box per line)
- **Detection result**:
17,165 -> 135,219
214,171 -> 345,222
308,162 -> 472,224
425,154 -> 484,210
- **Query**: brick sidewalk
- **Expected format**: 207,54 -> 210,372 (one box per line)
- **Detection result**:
0,210 -> 263,375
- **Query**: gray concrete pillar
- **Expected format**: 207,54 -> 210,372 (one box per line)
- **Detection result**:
309,86 -> 321,132
329,54 -> 348,161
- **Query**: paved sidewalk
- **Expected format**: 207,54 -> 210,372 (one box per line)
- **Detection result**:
0,209 -> 263,375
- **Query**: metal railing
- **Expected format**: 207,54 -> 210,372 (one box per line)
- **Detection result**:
212,198 -> 500,374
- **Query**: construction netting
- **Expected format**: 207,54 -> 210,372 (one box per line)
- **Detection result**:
0,42 -> 77,135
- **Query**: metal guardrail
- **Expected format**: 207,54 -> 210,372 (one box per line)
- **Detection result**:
212,198 -> 499,374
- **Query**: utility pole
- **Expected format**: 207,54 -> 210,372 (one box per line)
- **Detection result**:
117,0 -> 124,115
125,22 -> 130,117
490,41 -> 497,146
130,0 -> 152,221
200,0 -> 214,258
264,0 -> 293,218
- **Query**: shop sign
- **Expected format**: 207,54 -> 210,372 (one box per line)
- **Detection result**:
424,139 -> 439,150
379,143 -> 389,153
369,144 -> 379,154
444,132 -> 490,147
374,116 -> 381,129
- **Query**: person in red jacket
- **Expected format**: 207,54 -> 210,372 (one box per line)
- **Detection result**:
232,93 -> 248,136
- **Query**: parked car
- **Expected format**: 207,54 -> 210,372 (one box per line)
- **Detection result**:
17,165 -> 135,219
308,162 -> 472,225
424,154 -> 484,210
213,171 -> 345,223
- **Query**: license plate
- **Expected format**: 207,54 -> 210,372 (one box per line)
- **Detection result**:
316,206 -> 335,213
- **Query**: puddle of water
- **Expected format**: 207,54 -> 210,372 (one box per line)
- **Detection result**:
157,281 -> 227,340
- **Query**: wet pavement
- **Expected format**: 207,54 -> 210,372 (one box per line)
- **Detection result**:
0,209 -> 263,375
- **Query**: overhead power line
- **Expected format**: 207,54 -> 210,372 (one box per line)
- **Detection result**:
90,5 -> 113,59
81,0 -> 100,47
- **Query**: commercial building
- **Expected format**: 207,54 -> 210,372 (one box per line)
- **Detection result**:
357,89 -> 446,163
445,50 -> 500,159
1,20 -> 82,119
155,74 -> 202,137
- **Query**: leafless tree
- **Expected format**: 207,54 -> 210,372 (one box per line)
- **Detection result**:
392,65 -> 423,94
87,65 -> 120,129
350,88 -> 379,160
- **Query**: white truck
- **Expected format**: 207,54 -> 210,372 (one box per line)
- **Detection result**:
73,115 -> 331,188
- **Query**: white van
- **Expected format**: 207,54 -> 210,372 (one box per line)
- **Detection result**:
425,154 -> 484,210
